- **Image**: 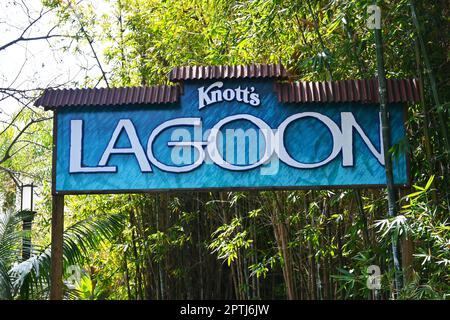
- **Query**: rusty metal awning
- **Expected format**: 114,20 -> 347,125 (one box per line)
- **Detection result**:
168,63 -> 289,81
34,85 -> 180,110
274,78 -> 421,104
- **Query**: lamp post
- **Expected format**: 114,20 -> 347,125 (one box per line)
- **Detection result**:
20,183 -> 36,261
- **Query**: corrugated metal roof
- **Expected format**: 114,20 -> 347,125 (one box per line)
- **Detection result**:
34,85 -> 180,110
169,63 -> 289,81
274,78 -> 421,104
35,63 -> 421,110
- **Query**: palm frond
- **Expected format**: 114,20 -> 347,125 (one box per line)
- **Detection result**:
8,213 -> 127,299
0,212 -> 23,299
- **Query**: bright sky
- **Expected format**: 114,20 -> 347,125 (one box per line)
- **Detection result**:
0,0 -> 111,121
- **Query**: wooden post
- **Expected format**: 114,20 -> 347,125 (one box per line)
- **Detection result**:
49,109 -> 64,300
50,194 -> 64,300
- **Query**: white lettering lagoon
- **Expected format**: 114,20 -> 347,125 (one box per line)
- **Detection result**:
69,112 -> 384,174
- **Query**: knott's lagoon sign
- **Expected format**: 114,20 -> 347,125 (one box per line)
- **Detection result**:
36,64 -> 414,194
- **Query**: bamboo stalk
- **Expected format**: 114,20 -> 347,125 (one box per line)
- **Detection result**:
355,190 -> 370,246
413,39 -> 439,206
409,0 -> 450,162
373,0 -> 403,293
306,0 -> 333,80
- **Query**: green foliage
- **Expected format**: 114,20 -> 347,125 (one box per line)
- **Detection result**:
0,212 -> 23,299
209,217 -> 253,266
69,273 -> 113,300
0,0 -> 448,300
249,253 -> 281,279
6,212 -> 126,299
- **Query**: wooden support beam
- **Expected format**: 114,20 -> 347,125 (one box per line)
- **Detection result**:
50,194 -> 64,300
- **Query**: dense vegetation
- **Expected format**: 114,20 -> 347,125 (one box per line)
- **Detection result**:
0,0 -> 448,300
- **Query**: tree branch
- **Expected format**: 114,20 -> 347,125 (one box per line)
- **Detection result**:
0,7 -> 55,51
67,2 -> 110,88
0,116 -> 52,164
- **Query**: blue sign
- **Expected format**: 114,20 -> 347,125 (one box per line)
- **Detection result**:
55,79 -> 408,193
